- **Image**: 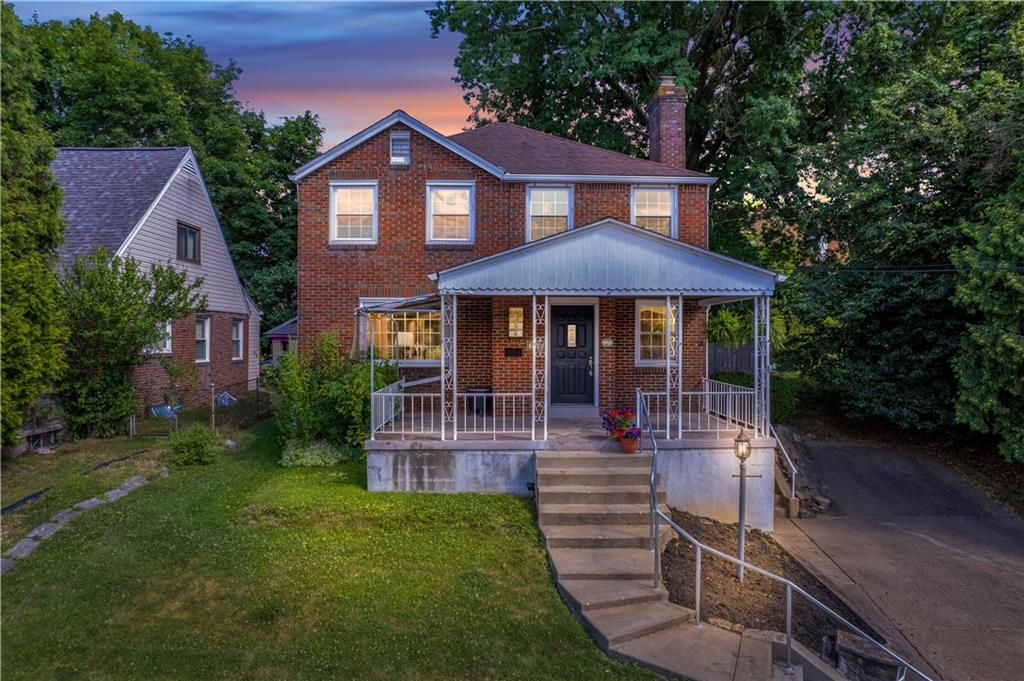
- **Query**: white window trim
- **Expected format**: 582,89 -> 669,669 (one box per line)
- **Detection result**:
425,181 -> 475,244
634,299 -> 670,367
359,297 -> 441,367
196,316 -> 211,364
231,319 -> 244,360
390,130 -> 411,165
630,185 -> 678,238
525,184 -> 574,241
146,320 -> 172,355
329,180 -> 378,245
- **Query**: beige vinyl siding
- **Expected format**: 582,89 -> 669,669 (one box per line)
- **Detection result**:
247,300 -> 261,388
121,167 -> 247,315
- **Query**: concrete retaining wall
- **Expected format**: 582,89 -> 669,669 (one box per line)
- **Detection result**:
367,448 -> 535,494
656,445 -> 775,532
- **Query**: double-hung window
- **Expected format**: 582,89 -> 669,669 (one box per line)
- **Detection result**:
631,186 -> 677,237
527,186 -> 573,240
147,320 -> 172,355
330,181 -> 378,244
635,300 -> 667,366
231,320 -> 244,360
195,316 -> 210,363
360,298 -> 441,366
426,182 -> 474,243
177,223 -> 200,262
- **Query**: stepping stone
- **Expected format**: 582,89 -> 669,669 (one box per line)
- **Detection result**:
74,497 -> 105,511
0,558 -> 15,574
52,507 -> 81,525
7,537 -> 39,559
104,488 -> 128,502
27,522 -> 62,540
118,475 -> 147,492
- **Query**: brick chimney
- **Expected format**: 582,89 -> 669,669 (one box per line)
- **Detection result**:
648,75 -> 688,169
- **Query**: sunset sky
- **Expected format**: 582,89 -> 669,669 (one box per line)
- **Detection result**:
14,1 -> 472,146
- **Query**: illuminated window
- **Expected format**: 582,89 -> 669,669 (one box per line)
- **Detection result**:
508,306 -> 524,338
427,183 -> 474,242
330,182 -> 377,243
368,311 -> 441,365
635,301 -> 667,365
631,187 -> 677,237
527,186 -> 572,240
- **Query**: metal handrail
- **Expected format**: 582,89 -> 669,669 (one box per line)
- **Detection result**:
636,389 -> 931,681
770,423 -> 798,500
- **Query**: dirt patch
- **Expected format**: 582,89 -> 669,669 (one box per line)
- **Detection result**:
661,510 -> 877,653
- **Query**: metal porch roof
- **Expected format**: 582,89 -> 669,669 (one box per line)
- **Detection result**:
432,218 -> 783,297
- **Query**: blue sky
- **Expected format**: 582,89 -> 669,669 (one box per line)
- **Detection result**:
14,1 -> 472,145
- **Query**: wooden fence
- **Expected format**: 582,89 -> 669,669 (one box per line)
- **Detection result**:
708,342 -> 753,374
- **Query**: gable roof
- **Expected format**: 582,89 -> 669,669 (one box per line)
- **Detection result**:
51,147 -> 190,263
290,111 -> 716,185
263,315 -> 297,338
431,218 -> 782,297
449,122 -> 712,180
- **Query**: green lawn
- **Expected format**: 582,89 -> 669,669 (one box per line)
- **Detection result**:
1,421 -> 658,680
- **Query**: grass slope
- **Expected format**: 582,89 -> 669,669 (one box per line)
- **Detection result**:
1,422 -> 658,681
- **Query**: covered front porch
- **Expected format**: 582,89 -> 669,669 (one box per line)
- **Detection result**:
366,219 -> 781,447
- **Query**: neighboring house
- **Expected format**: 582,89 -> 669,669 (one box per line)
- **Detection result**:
263,316 -> 298,357
291,77 -> 784,529
51,147 -> 259,411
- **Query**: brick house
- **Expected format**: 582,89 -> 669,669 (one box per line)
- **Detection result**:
291,78 -> 784,528
52,147 -> 260,413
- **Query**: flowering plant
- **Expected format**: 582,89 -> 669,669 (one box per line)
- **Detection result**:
600,408 -> 640,441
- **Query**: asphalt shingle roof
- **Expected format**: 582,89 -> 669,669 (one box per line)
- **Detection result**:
51,147 -> 190,262
448,122 -> 711,178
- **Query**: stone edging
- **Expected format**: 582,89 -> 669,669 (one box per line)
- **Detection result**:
1,470 -> 162,574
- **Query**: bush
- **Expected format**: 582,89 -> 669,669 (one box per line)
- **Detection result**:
266,332 -> 399,451
711,371 -> 797,424
279,440 -> 351,467
168,425 -> 218,466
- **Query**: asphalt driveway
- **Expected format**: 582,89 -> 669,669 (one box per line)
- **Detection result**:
774,439 -> 1024,681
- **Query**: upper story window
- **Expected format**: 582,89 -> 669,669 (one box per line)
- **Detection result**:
231,320 -> 244,360
146,320 -> 172,355
330,181 -> 378,244
177,223 -> 200,262
527,186 -> 573,240
631,186 -> 678,237
426,182 -> 474,243
195,316 -> 210,363
390,131 -> 411,165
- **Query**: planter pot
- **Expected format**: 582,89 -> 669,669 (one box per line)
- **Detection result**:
619,438 -> 639,454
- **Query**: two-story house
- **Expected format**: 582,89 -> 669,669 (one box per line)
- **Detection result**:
292,77 -> 785,530
52,147 -> 261,413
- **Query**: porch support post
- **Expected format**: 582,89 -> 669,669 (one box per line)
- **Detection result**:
531,295 -> 547,440
676,294 -> 684,440
531,293 -> 537,441
752,297 -> 760,436
543,296 -> 549,441
452,294 -> 459,441
368,310 -> 375,441
664,296 -> 672,439
441,294 -> 455,441
757,295 -> 771,436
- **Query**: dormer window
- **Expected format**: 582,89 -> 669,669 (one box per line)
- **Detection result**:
390,131 -> 411,165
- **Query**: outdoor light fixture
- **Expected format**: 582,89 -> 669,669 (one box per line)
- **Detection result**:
734,428 -> 753,581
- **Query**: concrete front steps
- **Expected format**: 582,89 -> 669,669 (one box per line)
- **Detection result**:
538,450 -> 777,681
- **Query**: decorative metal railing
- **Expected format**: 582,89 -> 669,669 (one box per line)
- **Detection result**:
371,380 -> 530,440
637,379 -> 755,437
637,388 -> 931,681
455,392 -> 532,438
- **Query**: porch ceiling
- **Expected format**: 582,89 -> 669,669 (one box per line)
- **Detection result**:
431,218 -> 783,297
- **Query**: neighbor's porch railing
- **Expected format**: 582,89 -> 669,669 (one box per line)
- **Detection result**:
636,388 -> 931,681
637,378 -> 755,438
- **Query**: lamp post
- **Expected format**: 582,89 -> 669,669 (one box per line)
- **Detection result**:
734,428 -> 752,582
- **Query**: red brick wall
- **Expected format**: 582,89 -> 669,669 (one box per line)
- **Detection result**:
296,125 -> 709,354
133,311 -> 249,411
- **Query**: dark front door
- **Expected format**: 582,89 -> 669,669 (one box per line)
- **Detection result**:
551,306 -> 594,404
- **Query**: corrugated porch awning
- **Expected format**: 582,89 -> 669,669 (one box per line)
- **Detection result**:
430,218 -> 783,302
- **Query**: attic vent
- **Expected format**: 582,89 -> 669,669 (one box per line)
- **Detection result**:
181,155 -> 198,175
390,131 -> 410,166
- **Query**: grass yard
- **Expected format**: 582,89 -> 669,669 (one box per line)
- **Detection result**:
1,421 -> 659,681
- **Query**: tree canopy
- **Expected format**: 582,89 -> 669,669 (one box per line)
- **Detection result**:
0,3 -> 67,445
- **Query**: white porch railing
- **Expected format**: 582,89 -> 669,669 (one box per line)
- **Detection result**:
455,392 -> 532,438
637,379 -> 756,438
371,382 -> 531,440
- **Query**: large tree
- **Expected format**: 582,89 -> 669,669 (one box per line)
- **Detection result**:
27,12 -> 323,330
0,4 -> 67,445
